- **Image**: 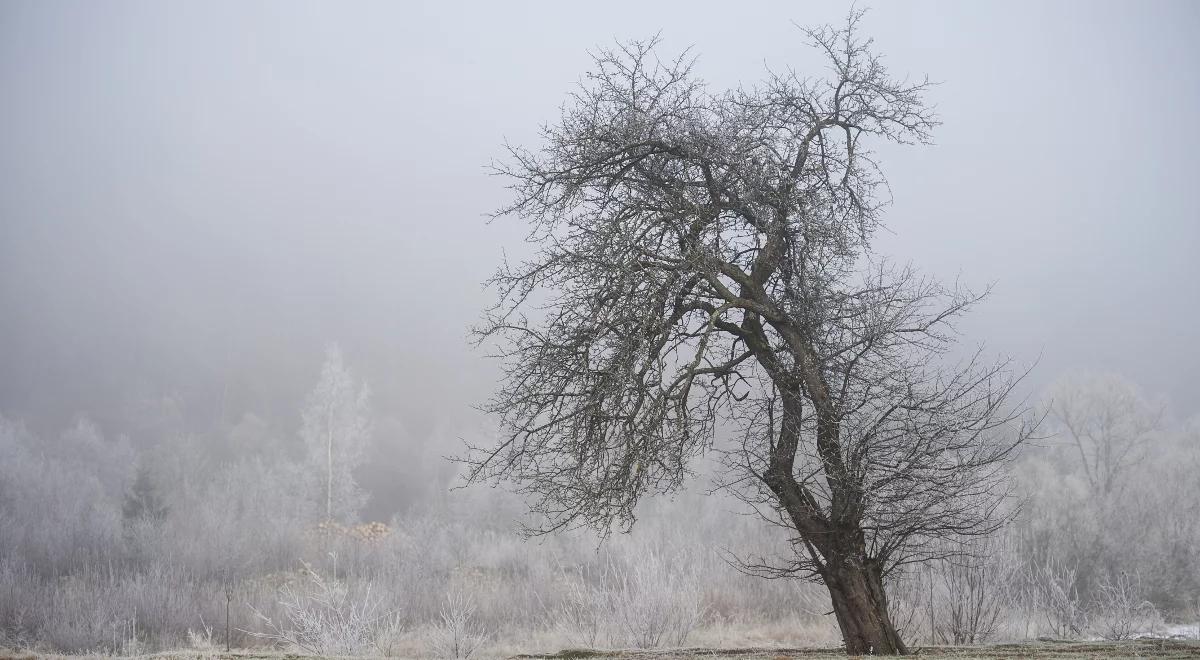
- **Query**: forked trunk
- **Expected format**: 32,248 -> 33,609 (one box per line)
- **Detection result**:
823,559 -> 908,655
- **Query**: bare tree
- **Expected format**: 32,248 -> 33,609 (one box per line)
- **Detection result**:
465,12 -> 1033,655
301,345 -> 372,523
1047,373 -> 1161,497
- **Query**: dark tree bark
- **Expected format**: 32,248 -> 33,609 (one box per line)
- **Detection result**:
762,386 -> 909,654
464,11 -> 1035,655
824,555 -> 907,655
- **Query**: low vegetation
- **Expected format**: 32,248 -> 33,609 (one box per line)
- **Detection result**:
1,362 -> 1199,658
6,640 -> 1200,660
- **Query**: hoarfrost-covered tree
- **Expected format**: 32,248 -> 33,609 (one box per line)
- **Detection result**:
465,12 -> 1034,655
1047,373 -> 1161,497
301,345 -> 371,523
122,463 -> 167,522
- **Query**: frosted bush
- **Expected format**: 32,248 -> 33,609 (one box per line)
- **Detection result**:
1094,571 -> 1161,641
1032,561 -> 1088,638
550,544 -> 705,649
428,591 -> 489,658
250,561 -> 398,656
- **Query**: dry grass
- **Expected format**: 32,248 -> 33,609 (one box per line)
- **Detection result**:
514,639 -> 1200,659
7,639 -> 1200,660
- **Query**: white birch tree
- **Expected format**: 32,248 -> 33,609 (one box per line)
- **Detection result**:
301,345 -> 372,523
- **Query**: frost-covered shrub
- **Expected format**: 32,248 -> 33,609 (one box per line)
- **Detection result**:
250,561 -> 398,656
427,591 -> 489,658
1032,561 -> 1089,638
550,542 -> 705,649
1093,571 -> 1161,640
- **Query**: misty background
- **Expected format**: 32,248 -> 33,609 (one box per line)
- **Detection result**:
4,1 -> 1198,445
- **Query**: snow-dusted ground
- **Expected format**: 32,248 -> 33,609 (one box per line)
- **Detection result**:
1080,623 -> 1200,642
1158,623 -> 1200,639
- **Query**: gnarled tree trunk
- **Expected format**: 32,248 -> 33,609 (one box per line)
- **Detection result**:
823,557 -> 908,655
763,394 -> 910,655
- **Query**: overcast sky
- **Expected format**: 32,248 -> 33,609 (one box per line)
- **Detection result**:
1,0 -> 1198,441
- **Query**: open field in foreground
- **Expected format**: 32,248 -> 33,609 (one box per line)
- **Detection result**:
519,640 -> 1200,659
6,640 -> 1200,660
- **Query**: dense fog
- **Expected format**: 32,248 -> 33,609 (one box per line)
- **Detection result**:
1,0 -> 1198,656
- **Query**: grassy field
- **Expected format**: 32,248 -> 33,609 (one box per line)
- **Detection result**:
517,640 -> 1200,659
6,640 -> 1200,660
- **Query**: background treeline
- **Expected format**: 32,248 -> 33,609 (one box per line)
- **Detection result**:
0,351 -> 1196,655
